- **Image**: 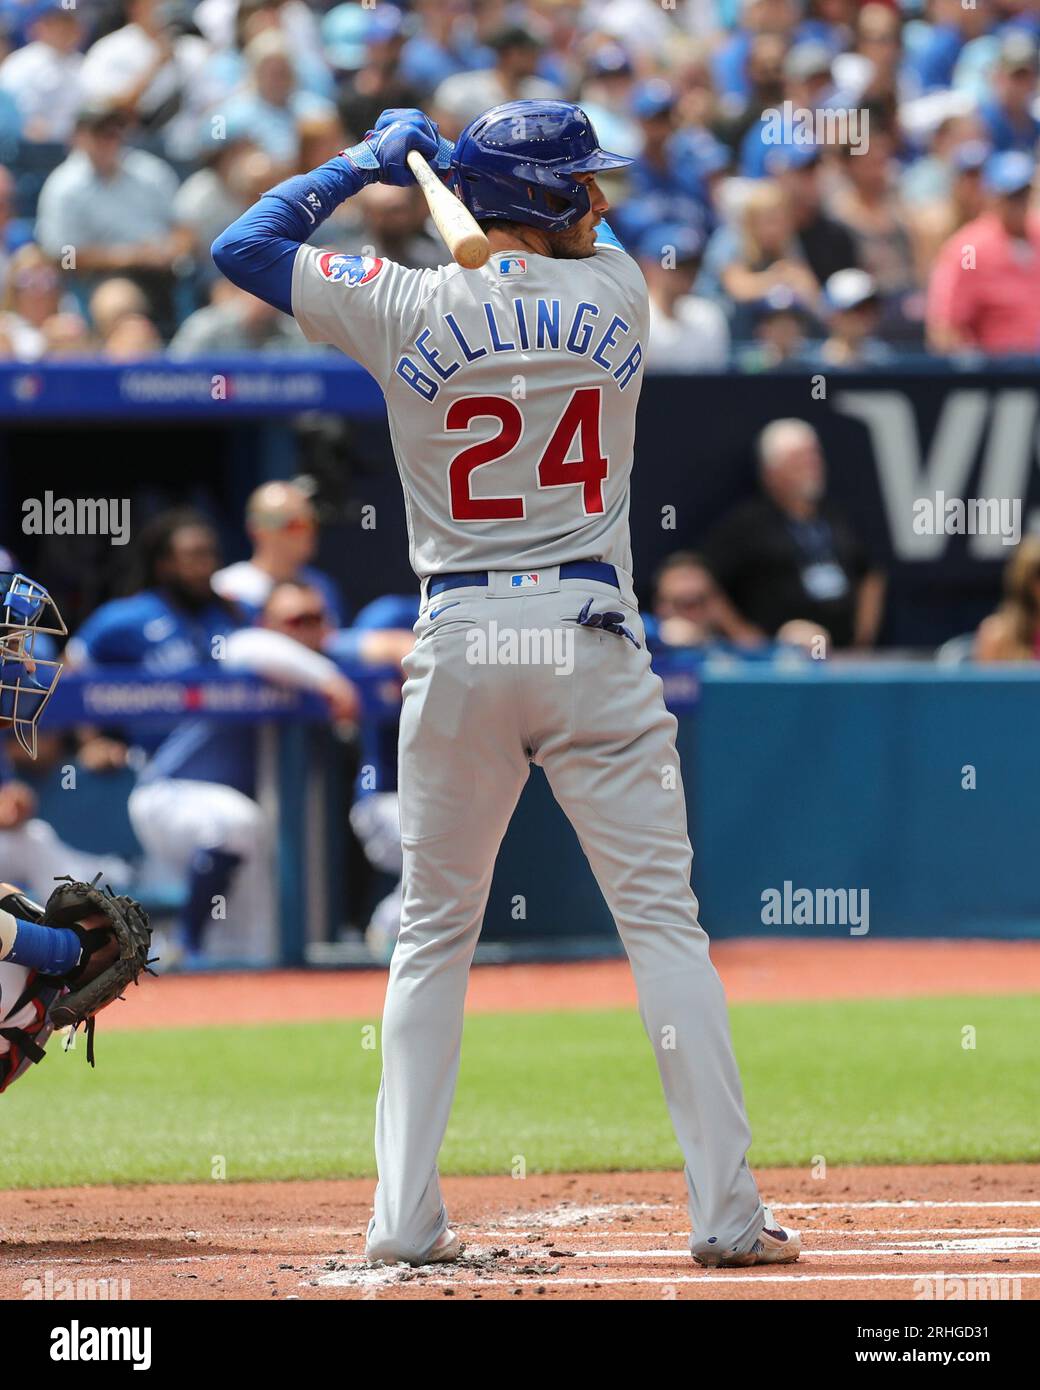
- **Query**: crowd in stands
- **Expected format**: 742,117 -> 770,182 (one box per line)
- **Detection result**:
4,399 -> 1039,961
0,0 -> 1038,366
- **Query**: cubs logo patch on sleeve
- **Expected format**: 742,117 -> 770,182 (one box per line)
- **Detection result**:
318,253 -> 384,286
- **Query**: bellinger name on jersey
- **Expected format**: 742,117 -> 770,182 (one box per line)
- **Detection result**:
393,296 -> 644,402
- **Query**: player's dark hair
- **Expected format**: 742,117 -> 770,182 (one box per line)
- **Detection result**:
652,550 -> 712,590
121,508 -> 217,596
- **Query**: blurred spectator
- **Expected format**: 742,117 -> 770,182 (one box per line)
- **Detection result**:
638,222 -> 729,369
740,38 -> 835,178
0,243 -> 65,360
900,115 -> 987,209
103,311 -> 163,359
89,276 -> 151,340
188,0 -> 335,162
530,0 -> 585,94
432,23 -> 560,139
296,107 -> 348,175
768,143 -> 859,285
168,281 -> 312,355
702,418 -> 885,648
325,589 -> 417,962
0,77 -> 19,151
355,181 -> 442,270
0,777 -> 130,905
35,105 -> 190,333
841,1 -> 907,118
223,30 -> 336,166
926,151 -> 1040,353
65,510 -> 271,963
974,537 -> 1040,661
817,267 -> 893,364
78,0 -> 211,154
743,284 -> 812,365
0,1 -> 84,144
826,118 -> 922,341
907,0 -> 991,94
616,79 -> 725,245
212,480 -> 344,624
713,0 -> 802,116
399,0 -> 494,96
648,550 -> 754,647
335,4 -> 422,142
40,310 -> 92,357
0,165 -> 33,285
174,143 -> 274,287
576,43 -> 639,160
977,30 -> 1040,154
240,580 -> 358,718
705,179 -> 822,335
908,138 -> 989,277
717,27 -> 786,152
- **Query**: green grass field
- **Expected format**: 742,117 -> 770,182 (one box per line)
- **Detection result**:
1,995 -> 1037,1188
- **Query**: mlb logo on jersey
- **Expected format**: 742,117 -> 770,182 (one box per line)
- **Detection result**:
510,573 -> 540,588
499,257 -> 527,276
318,253 -> 384,286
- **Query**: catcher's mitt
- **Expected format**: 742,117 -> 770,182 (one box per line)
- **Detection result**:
44,875 -> 153,1065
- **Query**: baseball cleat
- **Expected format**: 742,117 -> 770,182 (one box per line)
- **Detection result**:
694,1207 -> 801,1267
420,1228 -> 462,1264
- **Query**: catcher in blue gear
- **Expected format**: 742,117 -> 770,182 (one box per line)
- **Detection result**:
0,572 -> 152,1092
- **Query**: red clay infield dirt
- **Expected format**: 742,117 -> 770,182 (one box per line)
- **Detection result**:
2,1167 -> 1037,1301
3,940 -> 1039,1300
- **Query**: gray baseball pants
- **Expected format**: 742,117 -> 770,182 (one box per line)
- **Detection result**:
365,567 -> 765,1263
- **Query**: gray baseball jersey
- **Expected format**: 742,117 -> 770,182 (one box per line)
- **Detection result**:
291,233 -> 767,1267
292,241 -> 647,576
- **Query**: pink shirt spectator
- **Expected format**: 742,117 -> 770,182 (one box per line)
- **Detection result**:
927,211 -> 1040,353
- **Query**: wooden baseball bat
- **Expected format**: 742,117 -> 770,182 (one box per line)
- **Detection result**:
407,149 -> 490,270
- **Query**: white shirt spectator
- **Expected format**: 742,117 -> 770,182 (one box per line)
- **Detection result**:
646,295 -> 731,370
0,40 -> 84,143
79,22 -> 210,135
173,166 -> 245,263
36,147 -> 180,258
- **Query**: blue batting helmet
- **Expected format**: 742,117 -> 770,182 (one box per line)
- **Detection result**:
0,572 -> 66,759
451,100 -> 632,233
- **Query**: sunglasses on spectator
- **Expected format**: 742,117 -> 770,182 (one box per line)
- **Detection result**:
667,591 -> 713,610
283,609 -> 327,628
14,268 -> 59,292
254,513 -> 314,532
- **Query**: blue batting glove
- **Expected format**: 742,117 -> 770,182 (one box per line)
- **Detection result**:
366,108 -> 454,184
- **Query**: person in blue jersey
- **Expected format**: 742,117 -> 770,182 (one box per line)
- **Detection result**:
0,543 -> 130,899
0,570 -> 151,1093
212,480 -> 345,625
68,511 -> 358,964
327,593 -> 417,961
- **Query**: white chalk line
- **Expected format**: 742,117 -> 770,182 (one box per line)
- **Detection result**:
484,1226 -> 1040,1239
775,1200 -> 1040,1210
531,1251 -> 1040,1262
318,1269 -> 1040,1289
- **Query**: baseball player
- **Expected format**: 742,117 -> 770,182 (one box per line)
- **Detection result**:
213,100 -> 800,1268
0,571 -> 151,1091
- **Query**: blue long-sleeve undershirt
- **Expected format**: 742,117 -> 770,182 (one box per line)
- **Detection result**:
211,144 -> 378,315
212,140 -> 630,314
